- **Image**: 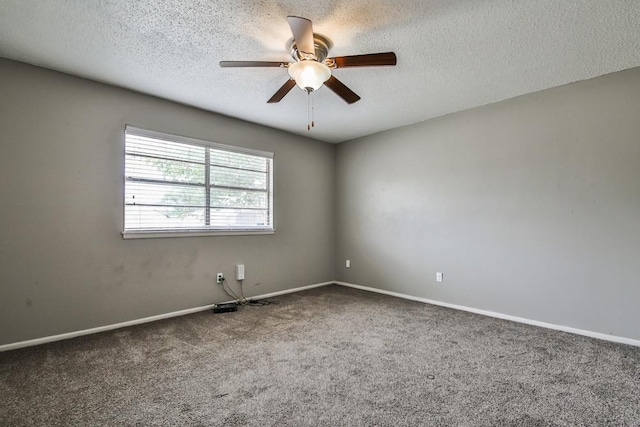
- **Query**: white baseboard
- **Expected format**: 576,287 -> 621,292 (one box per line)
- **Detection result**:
242,281 -> 332,301
335,281 -> 640,348
6,280 -> 637,351
0,281 -> 333,352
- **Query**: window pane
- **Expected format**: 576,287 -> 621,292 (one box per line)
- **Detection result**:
210,188 -> 267,209
125,205 -> 205,229
210,209 -> 270,228
210,166 -> 267,190
126,154 -> 205,184
125,182 -> 205,207
210,149 -> 267,172
126,135 -> 205,164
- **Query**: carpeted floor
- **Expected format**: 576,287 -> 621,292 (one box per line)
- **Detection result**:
1,285 -> 639,426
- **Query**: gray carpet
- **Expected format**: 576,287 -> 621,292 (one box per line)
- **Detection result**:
1,285 -> 639,426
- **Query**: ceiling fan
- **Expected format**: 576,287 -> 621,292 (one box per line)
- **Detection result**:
220,16 -> 397,105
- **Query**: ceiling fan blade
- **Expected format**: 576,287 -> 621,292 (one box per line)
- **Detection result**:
267,79 -> 297,103
327,52 -> 397,68
287,16 -> 315,56
324,75 -> 361,104
220,61 -> 289,68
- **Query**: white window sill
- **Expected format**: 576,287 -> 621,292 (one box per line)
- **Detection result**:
122,229 -> 275,239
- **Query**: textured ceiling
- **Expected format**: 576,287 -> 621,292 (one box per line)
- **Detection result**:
1,1 -> 639,143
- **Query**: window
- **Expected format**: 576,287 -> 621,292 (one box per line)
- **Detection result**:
123,126 -> 274,238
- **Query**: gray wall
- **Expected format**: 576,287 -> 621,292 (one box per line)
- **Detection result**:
0,58 -> 335,345
3,56 -> 639,346
336,67 -> 640,341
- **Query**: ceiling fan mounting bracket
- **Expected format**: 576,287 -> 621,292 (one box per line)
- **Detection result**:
287,34 -> 332,63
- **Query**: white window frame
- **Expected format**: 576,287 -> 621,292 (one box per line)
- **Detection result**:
122,126 -> 275,239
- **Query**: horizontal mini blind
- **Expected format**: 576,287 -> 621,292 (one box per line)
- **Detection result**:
124,127 -> 273,233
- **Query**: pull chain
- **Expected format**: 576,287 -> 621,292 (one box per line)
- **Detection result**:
306,90 -> 316,131
307,91 -> 311,131
307,90 -> 316,131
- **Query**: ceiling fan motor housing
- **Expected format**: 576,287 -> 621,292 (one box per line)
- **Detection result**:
287,34 -> 332,63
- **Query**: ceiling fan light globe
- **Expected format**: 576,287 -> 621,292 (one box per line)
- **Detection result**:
288,60 -> 331,92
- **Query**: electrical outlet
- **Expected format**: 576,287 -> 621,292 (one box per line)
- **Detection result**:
216,273 -> 224,284
436,272 -> 443,283
345,259 -> 351,268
